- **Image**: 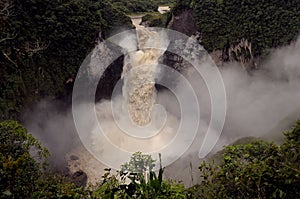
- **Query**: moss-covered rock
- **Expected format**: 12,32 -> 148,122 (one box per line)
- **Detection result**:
142,13 -> 170,27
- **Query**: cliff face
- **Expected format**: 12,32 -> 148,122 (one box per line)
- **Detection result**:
167,8 -> 197,37
161,8 -> 198,72
166,9 -> 257,69
95,55 -> 124,101
96,7 -> 261,102
209,39 -> 257,69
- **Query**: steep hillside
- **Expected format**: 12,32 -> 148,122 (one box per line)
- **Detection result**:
0,0 -> 131,120
169,0 -> 300,68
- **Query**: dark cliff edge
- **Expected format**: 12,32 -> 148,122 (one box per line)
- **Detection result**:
168,8 -> 197,37
161,7 -> 198,72
163,7 -> 259,70
95,55 -> 125,102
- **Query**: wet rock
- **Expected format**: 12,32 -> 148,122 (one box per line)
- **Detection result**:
70,170 -> 88,187
70,155 -> 79,160
168,9 -> 197,37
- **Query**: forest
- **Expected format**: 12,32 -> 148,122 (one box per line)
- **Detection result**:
0,0 -> 300,198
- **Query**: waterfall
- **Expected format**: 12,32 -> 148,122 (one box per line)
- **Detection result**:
68,19 -> 179,185
122,22 -> 166,126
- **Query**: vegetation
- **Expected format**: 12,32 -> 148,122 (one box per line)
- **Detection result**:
0,0 -> 300,198
0,120 -> 85,198
112,0 -> 175,14
0,120 -> 49,198
173,0 -> 300,57
0,121 -> 187,198
1,119 -> 300,198
91,159 -> 188,198
0,0 -> 177,121
0,0 -> 131,121
142,12 -> 170,27
4,0 -> 298,121
121,151 -> 156,174
191,120 -> 300,198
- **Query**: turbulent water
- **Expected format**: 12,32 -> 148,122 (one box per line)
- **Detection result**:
122,21 -> 166,125
27,12 -> 300,185
67,18 -> 177,184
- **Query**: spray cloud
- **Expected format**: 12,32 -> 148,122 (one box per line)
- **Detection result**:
23,34 -> 300,185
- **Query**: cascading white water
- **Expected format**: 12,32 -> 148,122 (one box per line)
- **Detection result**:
122,22 -> 166,125
67,18 -> 180,185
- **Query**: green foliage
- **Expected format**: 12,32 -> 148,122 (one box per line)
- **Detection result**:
91,154 -> 189,199
142,13 -> 170,27
173,0 -> 192,14
121,151 -> 156,174
193,120 -> 300,198
112,0 -> 175,14
112,0 -> 156,14
0,120 -> 49,198
32,174 -> 86,199
189,0 -> 300,55
0,143 -> 189,198
0,120 -> 86,198
125,171 -> 187,199
0,0 -> 131,121
1,121 -> 300,198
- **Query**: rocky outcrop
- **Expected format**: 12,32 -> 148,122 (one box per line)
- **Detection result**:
95,55 -> 124,101
166,8 -> 258,70
160,8 -> 198,72
95,7 -> 259,103
66,146 -> 109,185
141,13 -> 169,28
210,39 -> 257,69
70,170 -> 88,187
167,9 -> 197,37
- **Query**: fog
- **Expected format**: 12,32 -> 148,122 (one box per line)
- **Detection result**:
165,37 -> 300,184
221,37 -> 300,142
23,36 -> 300,185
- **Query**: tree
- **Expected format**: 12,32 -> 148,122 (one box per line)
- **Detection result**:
189,0 -> 300,57
91,153 -> 187,198
193,120 -> 300,198
0,120 -> 49,198
121,151 -> 156,174
0,0 -> 132,121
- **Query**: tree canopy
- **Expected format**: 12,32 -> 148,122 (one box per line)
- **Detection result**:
192,120 -> 300,198
1,119 -> 300,198
0,0 -> 131,121
189,0 -> 300,55
0,120 -> 48,198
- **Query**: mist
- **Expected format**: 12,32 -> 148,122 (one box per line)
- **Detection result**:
164,37 -> 300,184
23,36 -> 300,185
22,99 -> 80,170
221,37 -> 300,142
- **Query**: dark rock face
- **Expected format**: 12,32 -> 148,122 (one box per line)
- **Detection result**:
95,55 -> 124,102
70,170 -> 88,187
94,9 -> 198,102
70,155 -> 79,161
168,9 -> 197,37
161,8 -> 200,73
161,51 -> 184,71
167,8 -> 257,69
